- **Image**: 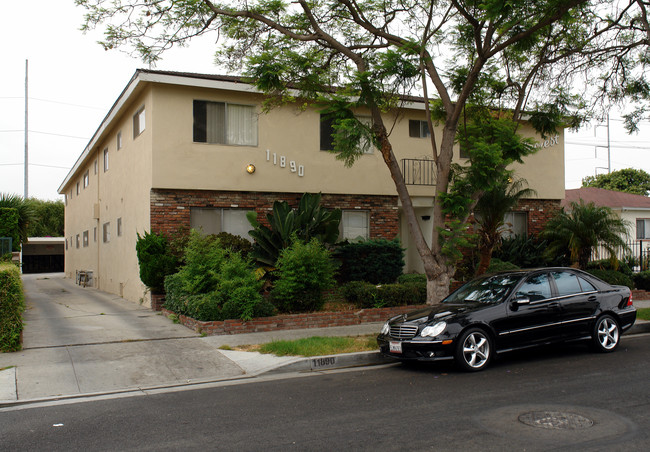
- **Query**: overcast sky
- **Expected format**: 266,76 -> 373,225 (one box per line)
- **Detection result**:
1,1 -> 649,201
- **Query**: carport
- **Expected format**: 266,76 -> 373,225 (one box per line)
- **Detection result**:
21,237 -> 64,273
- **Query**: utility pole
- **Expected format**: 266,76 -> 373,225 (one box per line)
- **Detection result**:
24,59 -> 29,199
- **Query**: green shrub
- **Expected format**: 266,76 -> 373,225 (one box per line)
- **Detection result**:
335,238 -> 405,284
586,259 -> 633,277
163,230 -> 272,321
0,262 -> 25,352
397,273 -> 427,284
0,208 -> 20,252
586,269 -> 634,290
215,232 -> 253,259
136,231 -> 179,294
271,238 -> 336,313
340,280 -> 426,308
494,235 -> 558,268
485,258 -> 520,274
633,271 -> 650,291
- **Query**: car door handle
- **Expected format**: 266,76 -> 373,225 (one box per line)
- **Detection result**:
588,296 -> 597,302
548,301 -> 561,310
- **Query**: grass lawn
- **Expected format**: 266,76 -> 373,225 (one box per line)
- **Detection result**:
223,335 -> 379,357
637,307 -> 650,321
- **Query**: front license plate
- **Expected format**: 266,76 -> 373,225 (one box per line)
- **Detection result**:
389,341 -> 402,354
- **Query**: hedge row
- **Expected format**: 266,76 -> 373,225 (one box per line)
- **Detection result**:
340,280 -> 426,308
0,263 -> 25,352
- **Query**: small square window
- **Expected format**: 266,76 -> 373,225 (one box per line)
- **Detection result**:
340,210 -> 370,241
134,106 -> 145,138
409,120 -> 430,138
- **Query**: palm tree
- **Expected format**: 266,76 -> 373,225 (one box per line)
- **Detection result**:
542,200 -> 630,269
0,193 -> 36,248
474,178 -> 536,275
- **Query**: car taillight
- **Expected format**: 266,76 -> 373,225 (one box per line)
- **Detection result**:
627,292 -> 633,307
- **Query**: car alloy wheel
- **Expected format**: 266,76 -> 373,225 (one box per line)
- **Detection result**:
593,315 -> 620,352
455,328 -> 492,372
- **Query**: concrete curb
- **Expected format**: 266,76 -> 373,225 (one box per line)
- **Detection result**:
260,351 -> 396,375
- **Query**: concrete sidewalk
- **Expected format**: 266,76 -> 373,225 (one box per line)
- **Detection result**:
1,274 -> 648,408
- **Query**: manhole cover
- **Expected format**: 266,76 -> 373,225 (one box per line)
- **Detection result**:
518,411 -> 594,430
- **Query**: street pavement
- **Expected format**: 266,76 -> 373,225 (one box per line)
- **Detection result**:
1,273 -> 649,407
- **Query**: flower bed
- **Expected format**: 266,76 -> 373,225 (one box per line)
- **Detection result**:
162,304 -> 428,336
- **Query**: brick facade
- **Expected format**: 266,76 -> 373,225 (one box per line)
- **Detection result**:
512,198 -> 562,236
150,189 -> 400,239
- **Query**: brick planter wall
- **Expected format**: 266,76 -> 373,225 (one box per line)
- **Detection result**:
632,289 -> 650,301
162,304 -> 428,336
150,189 -> 399,239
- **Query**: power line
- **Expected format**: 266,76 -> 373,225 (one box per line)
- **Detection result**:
0,96 -> 104,111
0,162 -> 70,169
0,129 -> 89,140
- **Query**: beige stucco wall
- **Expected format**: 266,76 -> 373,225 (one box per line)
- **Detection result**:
62,88 -> 154,304
149,83 -> 564,200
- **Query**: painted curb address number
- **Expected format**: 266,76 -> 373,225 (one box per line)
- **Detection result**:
311,357 -> 336,368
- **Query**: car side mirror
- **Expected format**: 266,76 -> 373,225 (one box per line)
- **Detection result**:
512,296 -> 530,306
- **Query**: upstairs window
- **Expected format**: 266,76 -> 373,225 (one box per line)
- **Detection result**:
117,131 -> 123,150
133,106 -> 146,138
83,171 -> 89,188
320,114 -> 373,154
193,100 -> 258,146
409,120 -> 430,138
103,222 -> 110,243
103,148 -> 109,172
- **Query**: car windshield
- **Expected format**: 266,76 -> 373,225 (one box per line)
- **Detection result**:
443,273 -> 524,304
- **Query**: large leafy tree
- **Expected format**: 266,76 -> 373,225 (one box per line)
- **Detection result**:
542,200 -> 630,269
76,0 -> 645,303
26,199 -> 65,237
582,168 -> 650,196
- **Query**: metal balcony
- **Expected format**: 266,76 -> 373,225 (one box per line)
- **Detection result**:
401,158 -> 436,186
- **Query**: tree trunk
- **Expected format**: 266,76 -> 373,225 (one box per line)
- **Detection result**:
476,245 -> 493,276
426,270 -> 451,304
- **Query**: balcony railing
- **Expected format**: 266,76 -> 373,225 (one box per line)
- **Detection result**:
401,158 -> 436,186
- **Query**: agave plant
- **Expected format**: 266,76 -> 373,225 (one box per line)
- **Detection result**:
247,193 -> 341,266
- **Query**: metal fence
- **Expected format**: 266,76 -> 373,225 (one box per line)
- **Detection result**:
591,240 -> 650,271
401,159 -> 436,186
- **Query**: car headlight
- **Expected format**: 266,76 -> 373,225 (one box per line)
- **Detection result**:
381,321 -> 390,336
421,321 -> 447,338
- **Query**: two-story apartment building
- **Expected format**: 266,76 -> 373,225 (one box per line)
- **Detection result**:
58,69 -> 565,306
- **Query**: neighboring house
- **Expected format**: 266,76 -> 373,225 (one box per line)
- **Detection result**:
564,187 -> 650,263
58,69 -> 565,306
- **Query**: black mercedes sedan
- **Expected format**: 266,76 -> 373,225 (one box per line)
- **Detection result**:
377,268 -> 636,371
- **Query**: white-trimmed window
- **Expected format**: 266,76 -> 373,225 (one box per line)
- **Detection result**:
83,171 -> 89,188
340,210 -> 370,241
320,114 -> 374,154
637,219 -> 650,239
76,234 -> 80,249
409,119 -> 430,138
102,222 -> 110,243
103,148 -> 109,172
193,100 -> 258,146
117,218 -> 123,237
117,131 -> 123,150
133,106 -> 145,138
83,231 -> 89,248
189,208 -> 252,240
